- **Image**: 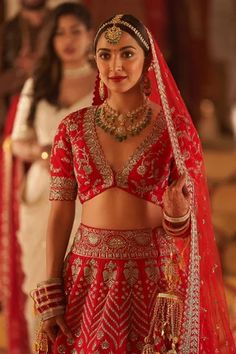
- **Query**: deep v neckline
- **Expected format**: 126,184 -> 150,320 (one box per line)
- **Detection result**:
83,106 -> 166,180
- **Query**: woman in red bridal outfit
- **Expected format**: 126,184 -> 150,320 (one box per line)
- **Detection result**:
32,14 -> 235,354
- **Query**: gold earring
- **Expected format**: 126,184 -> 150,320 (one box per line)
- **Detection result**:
99,76 -> 105,101
142,75 -> 151,96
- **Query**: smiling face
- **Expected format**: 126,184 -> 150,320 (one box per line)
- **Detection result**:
53,15 -> 92,66
95,31 -> 146,95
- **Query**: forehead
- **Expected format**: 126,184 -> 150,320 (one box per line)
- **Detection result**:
57,15 -> 84,28
96,31 -> 143,51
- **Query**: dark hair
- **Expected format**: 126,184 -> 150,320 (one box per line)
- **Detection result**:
94,14 -> 151,59
27,2 -> 92,126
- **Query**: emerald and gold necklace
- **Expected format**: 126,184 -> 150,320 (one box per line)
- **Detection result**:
95,98 -> 152,142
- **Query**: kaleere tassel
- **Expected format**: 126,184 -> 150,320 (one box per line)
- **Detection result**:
33,320 -> 49,354
142,250 -> 184,354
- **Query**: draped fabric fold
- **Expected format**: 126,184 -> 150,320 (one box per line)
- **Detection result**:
0,96 -> 30,354
147,31 -> 235,353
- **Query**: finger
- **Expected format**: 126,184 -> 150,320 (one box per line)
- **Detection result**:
57,317 -> 73,339
169,179 -> 177,187
182,184 -> 190,197
175,174 -> 186,190
45,326 -> 57,343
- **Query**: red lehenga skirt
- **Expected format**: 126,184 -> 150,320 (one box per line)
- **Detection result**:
53,224 -> 186,354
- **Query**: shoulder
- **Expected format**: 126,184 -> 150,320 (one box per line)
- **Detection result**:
59,105 -> 96,133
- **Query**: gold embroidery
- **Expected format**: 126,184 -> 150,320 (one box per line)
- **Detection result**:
145,259 -> 160,283
49,176 -> 78,200
71,258 -> 82,282
83,106 -> 168,203
63,249 -> 165,351
103,261 -> 117,287
72,224 -> 159,259
116,111 -> 166,187
123,260 -> 139,286
84,259 -> 98,284
83,106 -> 114,188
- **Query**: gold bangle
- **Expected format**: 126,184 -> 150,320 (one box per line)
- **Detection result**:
40,151 -> 49,160
162,219 -> 190,233
163,209 -> 190,224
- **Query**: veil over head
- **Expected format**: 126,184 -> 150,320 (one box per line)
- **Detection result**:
93,15 -> 235,353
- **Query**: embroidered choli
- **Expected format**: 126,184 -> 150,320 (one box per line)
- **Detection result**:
49,106 -> 181,205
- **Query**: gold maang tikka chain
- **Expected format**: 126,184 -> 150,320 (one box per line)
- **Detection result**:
95,98 -> 152,142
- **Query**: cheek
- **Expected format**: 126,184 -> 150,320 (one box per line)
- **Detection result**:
77,37 -> 90,54
53,38 -> 62,54
128,60 -> 144,79
96,60 -> 108,75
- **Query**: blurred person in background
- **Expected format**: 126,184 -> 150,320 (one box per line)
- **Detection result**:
0,1 -> 48,353
9,1 -> 95,349
0,0 -> 49,139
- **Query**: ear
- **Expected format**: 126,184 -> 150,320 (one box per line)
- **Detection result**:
142,54 -> 151,74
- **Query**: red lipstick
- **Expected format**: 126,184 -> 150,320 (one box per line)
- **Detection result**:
109,76 -> 127,82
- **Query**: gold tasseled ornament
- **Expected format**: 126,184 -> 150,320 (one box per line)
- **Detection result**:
142,343 -> 155,354
33,321 -> 49,354
142,250 -> 184,354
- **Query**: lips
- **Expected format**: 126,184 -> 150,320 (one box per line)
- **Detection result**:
63,47 -> 76,55
108,76 -> 127,82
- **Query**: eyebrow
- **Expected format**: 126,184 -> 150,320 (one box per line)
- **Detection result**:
97,45 -> 137,52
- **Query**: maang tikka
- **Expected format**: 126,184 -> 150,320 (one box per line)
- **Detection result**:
94,14 -> 149,50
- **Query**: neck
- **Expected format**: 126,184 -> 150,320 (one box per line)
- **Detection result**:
62,61 -> 92,79
107,89 -> 145,113
63,59 -> 88,70
21,8 -> 46,27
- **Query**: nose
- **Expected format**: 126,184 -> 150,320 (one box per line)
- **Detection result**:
110,54 -> 122,72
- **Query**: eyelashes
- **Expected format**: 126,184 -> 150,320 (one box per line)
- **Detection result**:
98,51 -> 135,60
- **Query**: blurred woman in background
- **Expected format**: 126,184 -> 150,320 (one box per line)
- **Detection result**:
11,2 -> 96,347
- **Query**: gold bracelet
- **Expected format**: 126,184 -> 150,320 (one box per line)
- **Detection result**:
163,209 -> 190,224
162,219 -> 190,237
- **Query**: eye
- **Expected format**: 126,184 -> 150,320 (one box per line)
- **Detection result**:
55,30 -> 64,36
98,52 -> 111,60
72,29 -> 82,35
121,50 -> 134,58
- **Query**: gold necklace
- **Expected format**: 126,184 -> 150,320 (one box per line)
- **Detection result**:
95,99 -> 152,142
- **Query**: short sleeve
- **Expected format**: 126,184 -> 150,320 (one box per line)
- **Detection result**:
49,117 -> 78,201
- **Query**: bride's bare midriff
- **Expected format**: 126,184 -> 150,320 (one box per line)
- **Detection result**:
81,188 -> 163,229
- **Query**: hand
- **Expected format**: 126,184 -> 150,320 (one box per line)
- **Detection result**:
163,174 -> 190,217
42,314 -> 73,343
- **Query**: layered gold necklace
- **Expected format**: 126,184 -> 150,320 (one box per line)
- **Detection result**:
95,98 -> 152,142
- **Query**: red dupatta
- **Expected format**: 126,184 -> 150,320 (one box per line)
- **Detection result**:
148,31 -> 235,353
0,96 -> 30,354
